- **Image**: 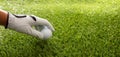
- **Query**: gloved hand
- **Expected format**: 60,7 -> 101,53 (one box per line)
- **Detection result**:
6,13 -> 55,39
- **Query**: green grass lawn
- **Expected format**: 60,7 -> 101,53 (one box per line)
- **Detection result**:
0,0 -> 120,57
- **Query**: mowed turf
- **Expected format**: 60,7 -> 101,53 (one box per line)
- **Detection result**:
0,0 -> 120,57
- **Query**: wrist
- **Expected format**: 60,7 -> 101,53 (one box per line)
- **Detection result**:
0,9 -> 9,28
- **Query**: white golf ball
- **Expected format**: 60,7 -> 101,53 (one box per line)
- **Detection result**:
35,25 -> 52,39
41,26 -> 52,39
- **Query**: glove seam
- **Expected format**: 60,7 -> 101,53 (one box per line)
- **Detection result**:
30,15 -> 36,21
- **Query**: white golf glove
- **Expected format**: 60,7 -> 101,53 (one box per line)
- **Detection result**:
6,13 -> 55,39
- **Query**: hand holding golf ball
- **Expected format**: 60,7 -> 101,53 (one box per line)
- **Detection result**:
6,13 -> 55,39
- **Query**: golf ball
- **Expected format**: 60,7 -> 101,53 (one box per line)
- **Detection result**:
35,25 -> 52,39
41,26 -> 52,39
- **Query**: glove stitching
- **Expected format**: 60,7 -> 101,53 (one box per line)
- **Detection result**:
30,16 -> 36,21
12,14 -> 27,18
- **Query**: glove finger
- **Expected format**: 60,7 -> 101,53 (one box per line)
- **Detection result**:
25,26 -> 44,39
30,15 -> 55,31
11,25 -> 44,39
37,19 -> 55,31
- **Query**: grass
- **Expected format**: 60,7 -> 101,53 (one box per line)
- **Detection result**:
0,0 -> 120,57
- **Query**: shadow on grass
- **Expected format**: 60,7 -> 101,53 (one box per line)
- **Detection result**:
34,39 -> 56,57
